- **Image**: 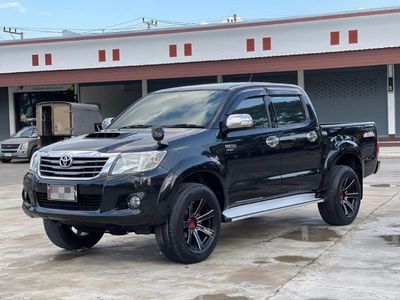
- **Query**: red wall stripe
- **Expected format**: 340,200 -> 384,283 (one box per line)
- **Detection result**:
246,38 -> 255,52
184,43 -> 192,56
169,44 -> 177,57
45,53 -> 52,65
112,49 -> 120,61
349,30 -> 358,44
330,31 -> 340,45
263,37 -> 272,51
98,50 -> 106,62
32,54 -> 39,66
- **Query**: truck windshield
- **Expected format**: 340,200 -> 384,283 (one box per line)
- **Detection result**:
14,127 -> 35,138
109,90 -> 227,129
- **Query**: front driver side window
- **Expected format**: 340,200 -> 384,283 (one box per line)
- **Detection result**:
231,97 -> 269,128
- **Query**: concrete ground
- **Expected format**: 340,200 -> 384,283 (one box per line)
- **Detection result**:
0,159 -> 399,299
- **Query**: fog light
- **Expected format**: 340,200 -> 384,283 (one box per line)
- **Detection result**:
128,195 -> 141,208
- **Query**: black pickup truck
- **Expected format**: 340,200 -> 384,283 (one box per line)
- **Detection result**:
22,83 -> 380,264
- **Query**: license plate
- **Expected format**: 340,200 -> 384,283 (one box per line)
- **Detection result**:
47,185 -> 77,202
4,153 -> 12,157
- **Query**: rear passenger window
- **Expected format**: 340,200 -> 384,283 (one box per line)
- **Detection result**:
231,97 -> 269,127
271,95 -> 307,126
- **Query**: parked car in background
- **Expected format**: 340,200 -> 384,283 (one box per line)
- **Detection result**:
0,126 -> 38,163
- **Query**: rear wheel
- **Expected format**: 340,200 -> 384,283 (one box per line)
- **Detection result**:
155,183 -> 221,264
318,165 -> 362,226
43,220 -> 104,250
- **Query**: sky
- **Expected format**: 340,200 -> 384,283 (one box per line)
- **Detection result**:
1,0 -> 400,40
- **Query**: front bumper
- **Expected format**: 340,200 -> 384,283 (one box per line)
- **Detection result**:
0,149 -> 29,159
22,167 -> 172,228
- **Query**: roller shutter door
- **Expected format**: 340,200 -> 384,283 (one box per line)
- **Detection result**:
305,66 -> 388,136
223,71 -> 297,84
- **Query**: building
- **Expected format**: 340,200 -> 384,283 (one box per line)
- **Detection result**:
1,7 -> 400,144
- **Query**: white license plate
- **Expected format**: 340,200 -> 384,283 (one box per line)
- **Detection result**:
47,185 -> 77,202
4,153 -> 12,157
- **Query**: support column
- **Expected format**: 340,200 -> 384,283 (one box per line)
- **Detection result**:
387,64 -> 396,136
297,70 -> 305,89
8,88 -> 16,136
141,79 -> 148,97
217,75 -> 223,83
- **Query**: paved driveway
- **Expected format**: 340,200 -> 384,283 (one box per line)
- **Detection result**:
0,160 -> 399,299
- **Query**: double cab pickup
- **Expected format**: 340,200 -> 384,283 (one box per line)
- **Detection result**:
22,83 -> 380,263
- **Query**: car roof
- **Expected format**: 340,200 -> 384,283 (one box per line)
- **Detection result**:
152,82 -> 300,93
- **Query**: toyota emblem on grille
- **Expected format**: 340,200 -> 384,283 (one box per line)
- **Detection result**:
59,155 -> 73,168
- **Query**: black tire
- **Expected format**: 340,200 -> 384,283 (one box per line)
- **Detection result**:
29,146 -> 38,160
318,165 -> 362,226
43,219 -> 104,250
1,158 -> 11,163
155,183 -> 221,264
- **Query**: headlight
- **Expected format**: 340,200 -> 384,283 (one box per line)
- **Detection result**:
29,151 -> 40,173
111,151 -> 166,175
20,142 -> 28,150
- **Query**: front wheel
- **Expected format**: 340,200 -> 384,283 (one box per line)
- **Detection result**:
318,165 -> 362,226
1,158 -> 11,163
155,183 -> 221,264
43,220 -> 104,250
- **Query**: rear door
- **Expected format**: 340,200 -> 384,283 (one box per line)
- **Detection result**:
269,91 -> 322,195
221,89 -> 282,206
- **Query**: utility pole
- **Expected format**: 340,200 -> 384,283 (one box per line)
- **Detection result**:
3,27 -> 24,40
227,14 -> 238,23
142,18 -> 158,30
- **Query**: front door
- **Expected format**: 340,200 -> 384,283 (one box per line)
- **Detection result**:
221,89 -> 281,206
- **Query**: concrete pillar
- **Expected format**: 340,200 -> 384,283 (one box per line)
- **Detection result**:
217,75 -> 223,83
297,70 -> 305,89
8,88 -> 16,136
141,79 -> 148,97
387,65 -> 396,135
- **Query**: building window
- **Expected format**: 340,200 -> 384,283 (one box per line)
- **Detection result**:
112,49 -> 120,61
263,37 -> 272,51
45,53 -> 52,65
32,54 -> 39,66
184,43 -> 192,56
330,31 -> 340,45
169,44 -> 177,57
98,50 -> 106,62
246,38 -> 255,52
349,30 -> 358,44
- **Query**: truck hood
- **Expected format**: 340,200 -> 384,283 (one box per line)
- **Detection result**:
43,128 -> 204,153
1,137 -> 36,145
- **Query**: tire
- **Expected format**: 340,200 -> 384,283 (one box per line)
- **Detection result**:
0,158 -> 11,163
155,183 -> 221,264
318,165 -> 362,226
29,147 -> 38,160
43,220 -> 104,250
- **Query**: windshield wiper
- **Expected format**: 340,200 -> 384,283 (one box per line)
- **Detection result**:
119,124 -> 152,129
163,124 -> 205,128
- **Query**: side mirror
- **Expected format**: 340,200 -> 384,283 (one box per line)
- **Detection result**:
226,114 -> 254,130
102,117 -> 114,130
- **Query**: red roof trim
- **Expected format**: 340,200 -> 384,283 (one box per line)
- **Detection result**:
1,8 -> 399,47
1,48 -> 400,87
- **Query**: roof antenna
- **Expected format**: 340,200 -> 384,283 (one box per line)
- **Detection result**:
248,73 -> 254,82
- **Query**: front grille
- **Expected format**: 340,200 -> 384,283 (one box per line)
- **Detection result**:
1,150 -> 17,153
39,156 -> 109,178
1,144 -> 19,150
36,191 -> 101,211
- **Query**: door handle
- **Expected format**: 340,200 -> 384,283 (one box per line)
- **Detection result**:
266,136 -> 279,148
307,131 -> 318,142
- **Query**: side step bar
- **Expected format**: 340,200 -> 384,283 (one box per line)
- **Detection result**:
222,193 -> 324,222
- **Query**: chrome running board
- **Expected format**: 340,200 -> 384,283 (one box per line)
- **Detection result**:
223,193 -> 324,222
